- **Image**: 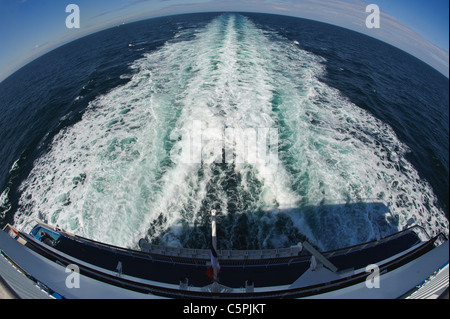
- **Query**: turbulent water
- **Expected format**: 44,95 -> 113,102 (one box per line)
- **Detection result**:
0,13 -> 448,251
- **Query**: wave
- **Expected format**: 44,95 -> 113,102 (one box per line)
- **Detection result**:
13,14 -> 448,250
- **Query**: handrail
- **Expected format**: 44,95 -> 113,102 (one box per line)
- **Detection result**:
13,217 -> 437,262
139,239 -> 303,260
10,224 -> 440,299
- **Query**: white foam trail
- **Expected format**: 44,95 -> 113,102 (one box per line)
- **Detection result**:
14,14 -> 448,250
137,15 -> 304,246
262,30 -> 449,249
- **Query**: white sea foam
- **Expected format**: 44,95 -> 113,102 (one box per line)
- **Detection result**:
14,14 -> 448,250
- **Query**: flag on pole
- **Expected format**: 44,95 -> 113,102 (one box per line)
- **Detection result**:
206,242 -> 220,280
207,209 -> 220,280
210,243 -> 220,272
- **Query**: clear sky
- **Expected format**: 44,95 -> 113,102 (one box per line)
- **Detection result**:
0,0 -> 449,82
369,0 -> 449,51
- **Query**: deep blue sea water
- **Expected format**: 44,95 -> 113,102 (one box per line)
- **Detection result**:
0,13 -> 448,251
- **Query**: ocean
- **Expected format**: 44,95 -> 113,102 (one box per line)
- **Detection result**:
0,12 -> 448,251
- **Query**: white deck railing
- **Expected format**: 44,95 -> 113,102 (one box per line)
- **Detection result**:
138,240 -> 302,260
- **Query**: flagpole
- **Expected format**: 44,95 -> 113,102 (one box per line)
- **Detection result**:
211,209 -> 217,282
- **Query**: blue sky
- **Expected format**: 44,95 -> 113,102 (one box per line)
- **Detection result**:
0,0 -> 449,81
372,0 -> 449,51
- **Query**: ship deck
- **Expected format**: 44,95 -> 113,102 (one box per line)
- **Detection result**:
1,219 -> 448,299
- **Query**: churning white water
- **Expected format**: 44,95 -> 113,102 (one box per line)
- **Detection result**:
13,15 -> 448,250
